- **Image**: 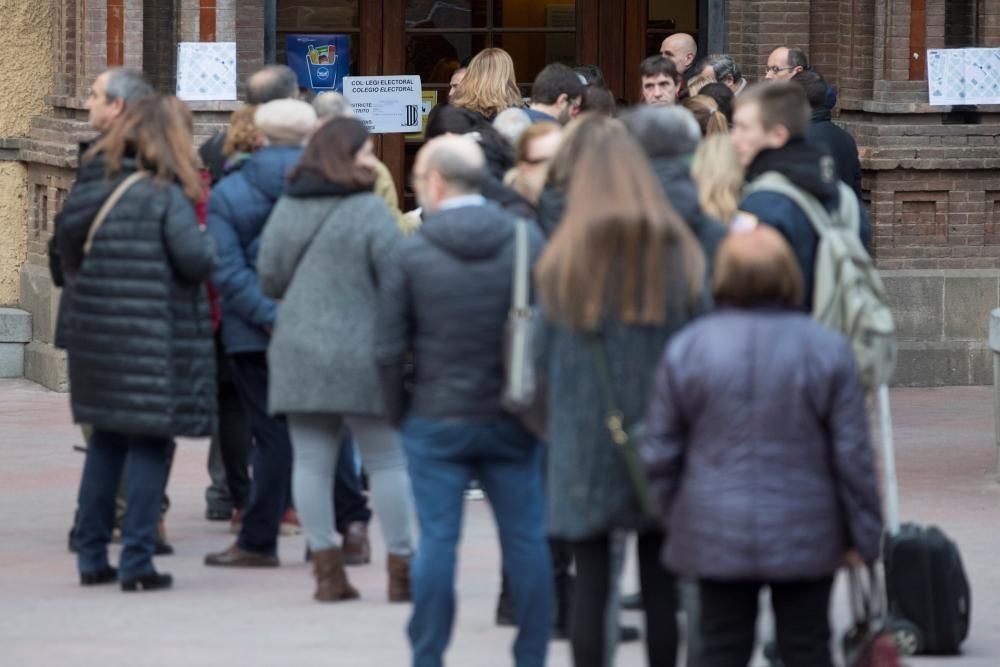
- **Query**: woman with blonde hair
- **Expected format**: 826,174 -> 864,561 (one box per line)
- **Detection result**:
536,114 -> 706,667
684,94 -> 729,136
692,132 -> 745,226
449,47 -> 524,121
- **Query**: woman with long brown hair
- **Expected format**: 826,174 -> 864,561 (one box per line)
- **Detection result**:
257,117 -> 416,603
448,47 -> 524,121
56,94 -> 216,592
535,114 -> 706,666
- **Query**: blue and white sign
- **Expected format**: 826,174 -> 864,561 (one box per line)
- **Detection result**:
286,34 -> 351,94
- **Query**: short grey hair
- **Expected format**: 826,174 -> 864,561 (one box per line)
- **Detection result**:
313,92 -> 354,119
103,68 -> 153,106
701,54 -> 742,84
492,108 -> 532,147
621,105 -> 701,159
247,65 -> 300,104
424,135 -> 486,194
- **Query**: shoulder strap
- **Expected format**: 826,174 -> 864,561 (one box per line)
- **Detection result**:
747,171 -> 835,239
510,219 -> 529,312
589,333 -> 629,446
83,172 -> 148,255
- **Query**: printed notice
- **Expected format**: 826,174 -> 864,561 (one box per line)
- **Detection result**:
343,76 -> 423,134
176,42 -> 237,102
928,48 -> 1000,106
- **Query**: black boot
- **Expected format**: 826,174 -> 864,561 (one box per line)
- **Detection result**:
121,571 -> 173,592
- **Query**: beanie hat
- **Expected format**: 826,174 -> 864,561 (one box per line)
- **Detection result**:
254,99 -> 317,145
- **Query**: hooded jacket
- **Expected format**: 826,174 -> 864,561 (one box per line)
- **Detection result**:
807,108 -> 863,197
375,200 -> 544,423
258,173 -> 400,417
206,145 -> 302,355
642,308 -> 883,580
650,156 -> 726,275
740,139 -> 871,311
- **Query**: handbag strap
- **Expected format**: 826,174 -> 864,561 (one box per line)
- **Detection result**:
589,333 -> 629,447
83,172 -> 148,255
509,218 -> 530,316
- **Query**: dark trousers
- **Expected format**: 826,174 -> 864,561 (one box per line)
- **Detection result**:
698,576 -> 835,667
209,334 -> 251,511
404,416 -> 552,667
570,531 -> 678,667
335,433 -> 372,530
75,430 -> 173,580
228,352 -> 292,556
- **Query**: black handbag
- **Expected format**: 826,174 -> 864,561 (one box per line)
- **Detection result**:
590,334 -> 658,521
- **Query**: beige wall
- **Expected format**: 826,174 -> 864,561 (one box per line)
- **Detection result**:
0,164 -> 28,306
0,3 -> 52,137
0,2 -> 52,305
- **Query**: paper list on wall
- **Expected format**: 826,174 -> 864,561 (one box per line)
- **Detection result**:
176,42 -> 237,102
928,48 -> 1000,106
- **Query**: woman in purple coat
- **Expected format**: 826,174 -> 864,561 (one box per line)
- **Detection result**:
642,226 -> 884,667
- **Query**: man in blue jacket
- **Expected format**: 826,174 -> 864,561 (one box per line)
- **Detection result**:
203,99 -> 316,568
733,82 -> 870,311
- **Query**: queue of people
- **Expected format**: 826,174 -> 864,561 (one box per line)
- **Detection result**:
53,38 -> 885,667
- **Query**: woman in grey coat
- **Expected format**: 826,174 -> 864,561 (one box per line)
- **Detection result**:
642,226 -> 883,667
257,118 -> 416,603
535,115 -> 706,667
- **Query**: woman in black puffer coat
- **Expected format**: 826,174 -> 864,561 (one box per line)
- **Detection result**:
56,95 -> 216,592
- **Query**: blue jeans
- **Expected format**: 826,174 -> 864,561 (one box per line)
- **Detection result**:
75,430 -> 173,580
403,416 -> 552,667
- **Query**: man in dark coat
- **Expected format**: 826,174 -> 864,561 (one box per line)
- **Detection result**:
623,105 -> 727,274
733,83 -> 870,312
793,69 -> 863,196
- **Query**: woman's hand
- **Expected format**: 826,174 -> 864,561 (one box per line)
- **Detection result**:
844,549 -> 865,568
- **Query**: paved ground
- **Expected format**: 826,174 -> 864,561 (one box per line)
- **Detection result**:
1,379 -> 998,666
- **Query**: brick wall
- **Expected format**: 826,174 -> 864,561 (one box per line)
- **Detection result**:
236,0 -> 265,93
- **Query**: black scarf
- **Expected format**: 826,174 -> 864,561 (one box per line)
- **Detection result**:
285,168 -> 374,198
746,139 -> 838,201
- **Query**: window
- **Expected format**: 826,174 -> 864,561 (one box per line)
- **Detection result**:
646,0 -> 699,58
404,0 -> 577,95
945,0 -> 978,48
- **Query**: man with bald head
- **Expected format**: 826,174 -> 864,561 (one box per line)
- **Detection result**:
661,32 -> 699,101
376,135 -> 552,667
765,46 -> 810,81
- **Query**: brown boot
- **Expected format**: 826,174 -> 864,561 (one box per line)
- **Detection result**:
387,553 -> 412,603
312,547 -> 359,602
342,522 -> 371,566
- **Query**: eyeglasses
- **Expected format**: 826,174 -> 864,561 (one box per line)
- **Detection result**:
765,65 -> 796,74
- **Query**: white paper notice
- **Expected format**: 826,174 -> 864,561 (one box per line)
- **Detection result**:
176,42 -> 237,102
928,48 -> 1000,106
343,76 -> 423,134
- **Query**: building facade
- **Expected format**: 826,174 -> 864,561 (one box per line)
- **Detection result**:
2,0 -> 999,389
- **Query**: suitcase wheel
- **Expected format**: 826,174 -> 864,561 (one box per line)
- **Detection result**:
887,618 -> 924,656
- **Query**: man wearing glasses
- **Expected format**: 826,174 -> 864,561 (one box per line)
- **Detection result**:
765,46 -> 810,81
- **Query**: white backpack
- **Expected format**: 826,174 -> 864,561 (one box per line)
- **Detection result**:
746,172 -> 896,389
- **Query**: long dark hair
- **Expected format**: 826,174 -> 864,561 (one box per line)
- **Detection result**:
289,117 -> 375,189
85,95 -> 203,201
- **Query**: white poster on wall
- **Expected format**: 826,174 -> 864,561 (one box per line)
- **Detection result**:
342,76 -> 423,134
928,48 -> 1000,106
176,42 -> 238,102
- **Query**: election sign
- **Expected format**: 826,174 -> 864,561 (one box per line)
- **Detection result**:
342,76 -> 423,134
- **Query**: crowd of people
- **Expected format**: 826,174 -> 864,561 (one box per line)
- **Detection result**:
52,33 -> 886,667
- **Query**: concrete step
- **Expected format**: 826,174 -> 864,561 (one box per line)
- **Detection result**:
0,308 -> 31,343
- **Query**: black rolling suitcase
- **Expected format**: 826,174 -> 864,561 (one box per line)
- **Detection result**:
876,386 -> 971,656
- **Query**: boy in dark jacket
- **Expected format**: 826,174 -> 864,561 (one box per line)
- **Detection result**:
732,82 -> 870,311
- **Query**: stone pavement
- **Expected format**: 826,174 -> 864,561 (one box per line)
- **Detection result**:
1,378 -> 998,666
